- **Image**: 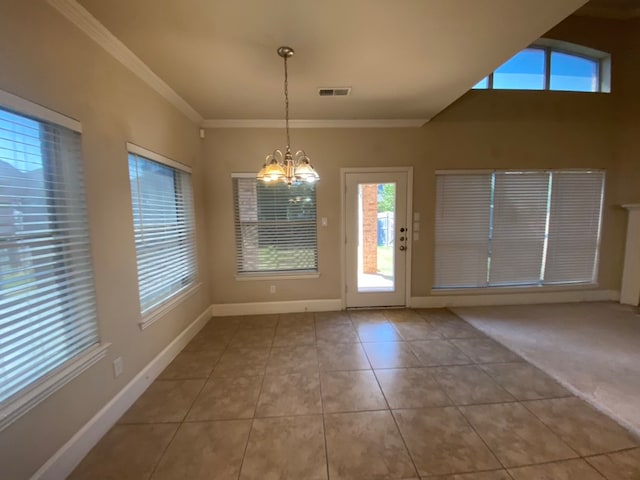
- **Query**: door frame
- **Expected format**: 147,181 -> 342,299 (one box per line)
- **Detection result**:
340,167 -> 413,309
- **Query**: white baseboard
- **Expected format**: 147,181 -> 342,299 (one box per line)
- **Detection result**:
211,291 -> 620,315
410,289 -> 619,308
211,299 -> 342,316
32,306 -> 213,480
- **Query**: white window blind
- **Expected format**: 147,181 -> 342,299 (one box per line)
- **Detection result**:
544,171 -> 604,284
128,150 -> 197,314
233,175 -> 318,274
489,172 -> 550,286
434,174 -> 492,288
0,107 -> 99,405
434,169 -> 604,289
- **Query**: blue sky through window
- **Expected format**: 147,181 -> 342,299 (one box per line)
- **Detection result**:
493,48 -> 545,90
472,45 -> 603,92
550,51 -> 598,92
473,77 -> 489,89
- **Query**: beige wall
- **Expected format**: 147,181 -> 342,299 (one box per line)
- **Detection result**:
546,15 -> 640,206
204,127 -> 428,303
614,19 -> 640,206
0,2 -> 209,479
204,89 -> 623,303
203,14 -> 632,306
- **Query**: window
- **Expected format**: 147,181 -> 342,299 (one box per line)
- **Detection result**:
473,41 -> 609,93
550,51 -> 599,92
493,48 -> 546,90
233,174 -> 318,275
128,145 -> 197,318
472,77 -> 489,90
434,170 -> 604,289
0,98 -> 101,426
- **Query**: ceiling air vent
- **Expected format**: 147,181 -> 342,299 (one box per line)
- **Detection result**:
318,87 -> 351,97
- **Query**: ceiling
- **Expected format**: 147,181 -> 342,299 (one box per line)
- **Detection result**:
74,0 -> 590,123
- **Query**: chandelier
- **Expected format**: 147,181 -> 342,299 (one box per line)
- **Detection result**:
257,46 -> 319,185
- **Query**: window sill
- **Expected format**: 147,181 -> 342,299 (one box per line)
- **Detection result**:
235,272 -> 320,281
0,343 -> 110,432
430,283 -> 599,296
139,282 -> 202,330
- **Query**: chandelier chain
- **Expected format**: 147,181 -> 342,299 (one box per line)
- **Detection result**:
284,55 -> 290,151
256,46 -> 319,185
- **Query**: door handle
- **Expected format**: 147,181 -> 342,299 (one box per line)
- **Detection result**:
399,245 -> 406,251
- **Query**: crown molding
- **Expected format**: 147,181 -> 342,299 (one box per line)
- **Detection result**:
46,0 -> 203,124
45,1 -> 429,130
200,118 -> 430,129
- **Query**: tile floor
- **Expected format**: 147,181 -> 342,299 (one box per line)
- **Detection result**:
70,309 -> 640,480
454,302 -> 640,437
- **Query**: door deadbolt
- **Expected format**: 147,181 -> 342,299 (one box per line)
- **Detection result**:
399,245 -> 406,251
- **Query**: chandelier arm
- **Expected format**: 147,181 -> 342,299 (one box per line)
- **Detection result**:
293,150 -> 308,161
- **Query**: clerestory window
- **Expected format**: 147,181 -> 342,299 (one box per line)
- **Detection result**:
473,41 -> 610,93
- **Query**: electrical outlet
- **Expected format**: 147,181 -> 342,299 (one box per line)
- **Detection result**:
270,285 -> 276,294
113,357 -> 123,378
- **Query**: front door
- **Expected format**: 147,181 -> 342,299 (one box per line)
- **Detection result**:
344,169 -> 410,308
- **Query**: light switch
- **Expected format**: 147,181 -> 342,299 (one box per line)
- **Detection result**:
321,217 -> 328,227
413,222 -> 420,232
414,232 -> 420,241
413,212 -> 420,221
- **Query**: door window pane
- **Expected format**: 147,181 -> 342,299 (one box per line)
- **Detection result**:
493,48 -> 545,90
550,51 -> 599,92
357,183 -> 395,292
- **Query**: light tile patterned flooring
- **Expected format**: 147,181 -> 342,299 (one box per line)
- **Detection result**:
70,309 -> 640,479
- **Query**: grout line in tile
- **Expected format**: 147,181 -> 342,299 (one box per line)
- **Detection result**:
581,445 -> 640,458
146,422 -> 182,480
315,336 -> 332,480
454,399 -> 521,407
453,401 -> 509,473
180,417 -> 256,425
582,458 -> 611,480
235,337 -> 272,480
370,364 -> 420,479
504,455 -> 608,472
456,400 -> 587,472
145,326 -> 232,480
117,420 -> 186,426
421,466 -> 515,479
321,406 -> 393,417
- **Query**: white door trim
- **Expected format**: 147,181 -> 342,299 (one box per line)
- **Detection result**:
340,167 -> 413,308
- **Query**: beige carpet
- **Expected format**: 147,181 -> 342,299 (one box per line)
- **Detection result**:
453,302 -> 640,437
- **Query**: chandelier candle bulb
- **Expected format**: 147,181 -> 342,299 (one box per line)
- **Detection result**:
257,46 -> 320,185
